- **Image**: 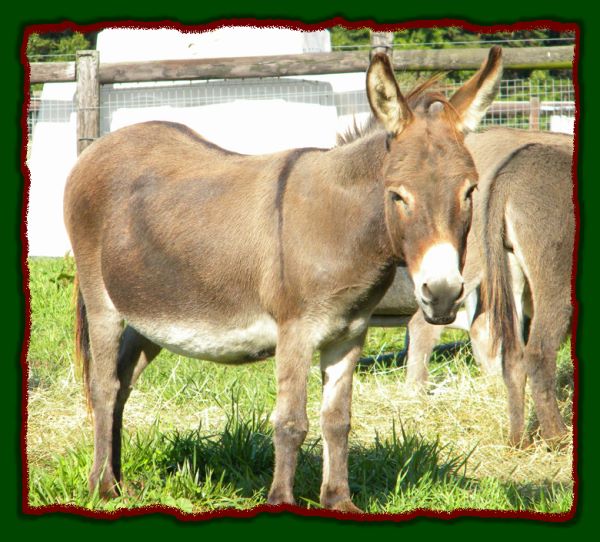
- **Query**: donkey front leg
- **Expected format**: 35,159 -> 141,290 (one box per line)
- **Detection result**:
469,310 -> 502,376
406,310 -> 443,386
267,326 -> 313,506
319,333 -> 366,513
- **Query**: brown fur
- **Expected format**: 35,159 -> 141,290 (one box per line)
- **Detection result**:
65,49 -> 503,507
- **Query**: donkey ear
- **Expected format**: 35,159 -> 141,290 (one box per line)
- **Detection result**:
367,53 -> 413,136
449,46 -> 503,133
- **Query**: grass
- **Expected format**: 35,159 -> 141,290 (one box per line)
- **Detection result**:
25,257 -> 575,516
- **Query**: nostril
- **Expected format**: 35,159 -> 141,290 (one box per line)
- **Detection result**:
421,283 -> 434,302
458,282 -> 465,300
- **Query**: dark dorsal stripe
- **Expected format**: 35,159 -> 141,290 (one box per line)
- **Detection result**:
276,147 -> 326,283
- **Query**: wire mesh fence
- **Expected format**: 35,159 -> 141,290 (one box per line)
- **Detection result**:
27,74 -> 575,154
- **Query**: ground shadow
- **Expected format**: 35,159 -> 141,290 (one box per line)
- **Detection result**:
143,412 -> 570,512
358,340 -> 468,370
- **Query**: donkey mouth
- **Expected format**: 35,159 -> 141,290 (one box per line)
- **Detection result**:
417,288 -> 462,326
422,310 -> 459,326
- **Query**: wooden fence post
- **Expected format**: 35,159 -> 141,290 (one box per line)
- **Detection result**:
529,96 -> 540,131
76,50 -> 100,155
370,32 -> 394,59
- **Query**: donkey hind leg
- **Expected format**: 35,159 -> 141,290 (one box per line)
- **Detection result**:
319,332 -> 366,513
86,295 -> 161,497
405,310 -> 443,386
112,326 -> 162,485
267,325 -> 313,506
503,252 -> 529,448
503,348 -> 528,448
85,301 -> 125,498
524,303 -> 570,445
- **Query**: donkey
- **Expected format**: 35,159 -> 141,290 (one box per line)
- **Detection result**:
402,129 -> 574,447
64,48 -> 502,511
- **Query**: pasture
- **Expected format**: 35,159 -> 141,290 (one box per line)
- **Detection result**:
26,256 -> 574,515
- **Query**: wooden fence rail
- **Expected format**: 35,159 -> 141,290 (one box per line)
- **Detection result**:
28,45 -> 574,85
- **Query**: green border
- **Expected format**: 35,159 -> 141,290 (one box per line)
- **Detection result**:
5,0 -> 595,538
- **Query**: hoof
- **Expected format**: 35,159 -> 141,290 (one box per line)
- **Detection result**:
89,475 -> 121,499
508,433 -> 533,450
542,430 -> 571,451
404,377 -> 430,391
267,489 -> 296,507
331,499 -> 364,514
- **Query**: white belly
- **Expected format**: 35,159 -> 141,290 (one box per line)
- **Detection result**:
128,314 -> 278,362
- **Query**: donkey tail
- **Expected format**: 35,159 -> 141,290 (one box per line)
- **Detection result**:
480,144 -> 535,358
73,275 -> 91,411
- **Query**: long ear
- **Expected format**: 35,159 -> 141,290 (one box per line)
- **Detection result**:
367,53 -> 413,136
449,46 -> 503,133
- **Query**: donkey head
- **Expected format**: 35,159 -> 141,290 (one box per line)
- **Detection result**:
367,46 -> 502,324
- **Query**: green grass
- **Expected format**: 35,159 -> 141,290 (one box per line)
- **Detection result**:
25,257 -> 574,516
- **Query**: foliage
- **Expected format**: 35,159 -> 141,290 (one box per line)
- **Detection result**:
26,31 -> 94,61
329,27 -> 371,50
329,26 -> 575,49
27,27 -> 575,60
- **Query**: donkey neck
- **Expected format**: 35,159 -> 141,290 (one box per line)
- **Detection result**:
332,130 -> 393,256
328,129 -> 389,188
310,130 -> 395,265
274,131 -> 397,322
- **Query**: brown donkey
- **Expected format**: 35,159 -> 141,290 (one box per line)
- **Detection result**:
403,128 -> 574,447
64,49 -> 502,511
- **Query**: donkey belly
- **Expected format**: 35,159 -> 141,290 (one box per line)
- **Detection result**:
128,314 -> 278,364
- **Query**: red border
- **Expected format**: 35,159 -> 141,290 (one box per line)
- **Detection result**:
20,17 -> 580,523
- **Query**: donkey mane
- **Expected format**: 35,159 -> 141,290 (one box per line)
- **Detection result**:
336,73 -> 455,147
336,115 -> 381,147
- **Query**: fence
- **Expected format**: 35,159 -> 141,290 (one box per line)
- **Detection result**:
27,43 -> 575,156
27,76 -> 575,145
25,40 -> 575,257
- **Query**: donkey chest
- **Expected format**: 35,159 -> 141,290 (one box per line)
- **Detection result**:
128,315 -> 278,363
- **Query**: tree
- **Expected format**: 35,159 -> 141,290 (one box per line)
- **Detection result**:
26,31 -> 95,62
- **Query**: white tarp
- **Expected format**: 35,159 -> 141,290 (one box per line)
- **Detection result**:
109,100 -> 338,154
550,115 -> 575,135
96,27 -> 331,61
27,83 -> 77,257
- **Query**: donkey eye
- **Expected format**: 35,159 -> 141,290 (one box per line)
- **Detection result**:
465,184 -> 477,200
390,191 -> 404,203
391,191 -> 410,210
389,187 -> 413,212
